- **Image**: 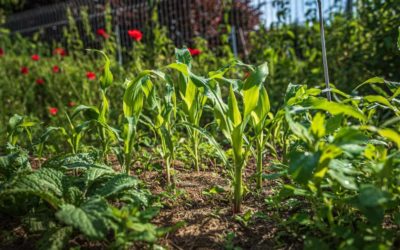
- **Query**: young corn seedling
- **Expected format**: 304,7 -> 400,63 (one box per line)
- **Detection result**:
249,82 -> 271,190
211,62 -> 269,213
122,70 -> 165,174
169,48 -> 207,172
142,81 -> 177,186
71,51 -> 119,160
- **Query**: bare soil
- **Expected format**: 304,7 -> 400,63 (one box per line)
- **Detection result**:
139,160 -> 295,250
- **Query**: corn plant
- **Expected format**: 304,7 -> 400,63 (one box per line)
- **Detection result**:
210,62 -> 269,213
6,114 -> 38,146
169,48 -> 207,172
247,68 -> 271,190
142,81 -> 177,186
122,70 -> 165,174
70,51 -> 119,159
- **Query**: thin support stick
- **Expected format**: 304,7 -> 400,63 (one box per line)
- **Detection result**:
317,0 -> 332,101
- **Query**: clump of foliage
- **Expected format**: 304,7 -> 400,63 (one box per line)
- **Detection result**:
0,145 -> 165,249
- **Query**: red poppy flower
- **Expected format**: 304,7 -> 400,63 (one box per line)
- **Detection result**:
68,101 -> 76,107
53,48 -> 66,56
21,67 -> 29,75
31,54 -> 40,61
36,78 -> 45,85
0,48 -> 4,57
86,71 -> 96,80
52,65 -> 60,73
49,107 -> 58,116
127,29 -> 143,41
188,48 -> 201,57
96,28 -> 109,39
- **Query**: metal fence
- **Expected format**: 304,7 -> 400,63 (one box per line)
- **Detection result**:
3,0 -> 351,51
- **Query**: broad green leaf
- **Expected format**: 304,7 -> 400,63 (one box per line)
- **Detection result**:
333,127 -> 368,146
328,159 -> 357,190
310,113 -> 326,139
91,174 -> 139,198
56,198 -> 112,239
303,97 -> 366,121
285,110 -> 312,145
1,168 -> 65,208
37,227 -> 73,250
378,129 -> 400,148
0,149 -> 31,179
289,151 -> 320,185
175,48 -> 192,66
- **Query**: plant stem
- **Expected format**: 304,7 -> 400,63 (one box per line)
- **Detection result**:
193,133 -> 200,172
166,156 -> 171,185
124,153 -> 131,175
317,0 -> 332,101
233,160 -> 243,213
256,135 -> 264,190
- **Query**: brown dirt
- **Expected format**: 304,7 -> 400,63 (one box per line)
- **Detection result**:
139,160 -> 289,250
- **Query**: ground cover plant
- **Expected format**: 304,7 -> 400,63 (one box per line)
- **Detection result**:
0,1 -> 400,249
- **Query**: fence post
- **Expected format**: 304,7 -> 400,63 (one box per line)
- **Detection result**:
115,24 -> 123,65
317,0 -> 332,101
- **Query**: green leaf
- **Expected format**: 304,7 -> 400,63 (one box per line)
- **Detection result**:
354,77 -> 386,91
333,127 -> 368,146
288,151 -> 320,185
310,113 -> 326,139
37,227 -> 73,250
285,110 -> 312,144
378,128 -> 400,149
303,97 -> 366,121
228,85 -> 242,127
91,174 -> 139,198
178,122 -> 228,165
328,159 -> 357,190
358,185 -> 388,207
95,50 -> 113,90
1,168 -> 65,208
56,198 -> 112,239
243,62 -> 268,119
175,48 -> 192,66
364,95 -> 397,111
0,149 -> 31,179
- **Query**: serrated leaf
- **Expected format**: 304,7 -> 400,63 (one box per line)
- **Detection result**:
56,198 -> 112,239
91,174 -> 139,198
37,227 -> 73,250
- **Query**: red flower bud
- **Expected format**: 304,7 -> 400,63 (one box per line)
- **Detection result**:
86,71 -> 96,80
52,65 -> 60,73
36,78 -> 45,85
188,48 -> 201,57
53,48 -> 66,56
0,48 -> 4,57
21,67 -> 29,75
49,107 -> 58,116
96,28 -> 109,39
68,101 -> 76,107
31,54 -> 40,61
127,29 -> 143,41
